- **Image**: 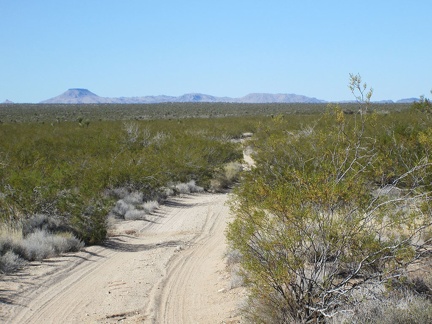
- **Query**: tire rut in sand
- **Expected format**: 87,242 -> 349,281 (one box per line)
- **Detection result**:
149,194 -> 240,324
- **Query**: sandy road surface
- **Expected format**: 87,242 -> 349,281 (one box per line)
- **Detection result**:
0,193 -> 245,323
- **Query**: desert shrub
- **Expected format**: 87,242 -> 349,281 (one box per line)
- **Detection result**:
62,233 -> 84,252
19,232 -> 55,261
224,161 -> 243,182
22,214 -> 71,237
110,192 -> 160,221
160,187 -> 175,198
377,299 -> 432,324
227,76 -> 432,322
229,268 -> 244,289
111,200 -> 132,218
225,248 -> 243,267
69,203 -> 108,245
240,291 -> 294,324
122,191 -> 144,205
338,293 -> 432,324
175,181 -> 204,194
0,250 -> 26,273
18,230 -> 83,261
0,226 -> 83,274
106,187 -> 129,199
142,200 -> 159,214
225,249 -> 245,290
187,180 -> 204,193
210,162 -> 244,192
0,236 -> 17,256
111,194 -> 159,220
208,178 -> 226,193
411,91 -> 432,114
124,208 -> 147,221
174,183 -> 191,194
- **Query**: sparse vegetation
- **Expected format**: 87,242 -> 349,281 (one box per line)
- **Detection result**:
2,84 -> 432,322
0,114 -> 248,272
0,102 -> 411,124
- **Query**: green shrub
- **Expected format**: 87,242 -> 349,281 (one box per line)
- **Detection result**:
227,76 -> 432,322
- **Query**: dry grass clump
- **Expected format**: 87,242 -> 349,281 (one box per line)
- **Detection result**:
124,209 -> 147,221
109,188 -> 162,221
334,292 -> 432,324
175,180 -> 204,194
122,191 -> 144,205
225,248 -> 245,289
22,214 -> 72,237
19,230 -> 84,261
0,250 -> 26,273
109,182 -> 203,221
142,200 -> 159,213
224,162 -> 243,183
0,226 -> 84,274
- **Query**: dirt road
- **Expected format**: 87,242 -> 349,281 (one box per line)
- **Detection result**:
0,193 -> 245,323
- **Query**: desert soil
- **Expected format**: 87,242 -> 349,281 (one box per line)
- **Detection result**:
0,193 -> 246,323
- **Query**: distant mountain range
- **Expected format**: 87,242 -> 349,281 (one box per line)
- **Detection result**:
1,89 -> 421,104
39,88 -> 326,104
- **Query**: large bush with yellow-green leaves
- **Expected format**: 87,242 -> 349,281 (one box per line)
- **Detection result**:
227,77 -> 432,323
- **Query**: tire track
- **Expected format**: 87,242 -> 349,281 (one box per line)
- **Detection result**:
1,193 -> 241,323
149,194 -> 237,324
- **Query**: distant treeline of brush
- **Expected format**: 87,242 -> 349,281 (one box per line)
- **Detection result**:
0,102 -> 411,123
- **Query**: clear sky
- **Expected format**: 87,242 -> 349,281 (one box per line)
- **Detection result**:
1,1 -> 431,103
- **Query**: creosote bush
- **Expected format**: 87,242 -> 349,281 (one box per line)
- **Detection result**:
227,76 -> 432,323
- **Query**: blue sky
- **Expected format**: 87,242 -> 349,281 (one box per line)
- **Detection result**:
1,1 -> 431,103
